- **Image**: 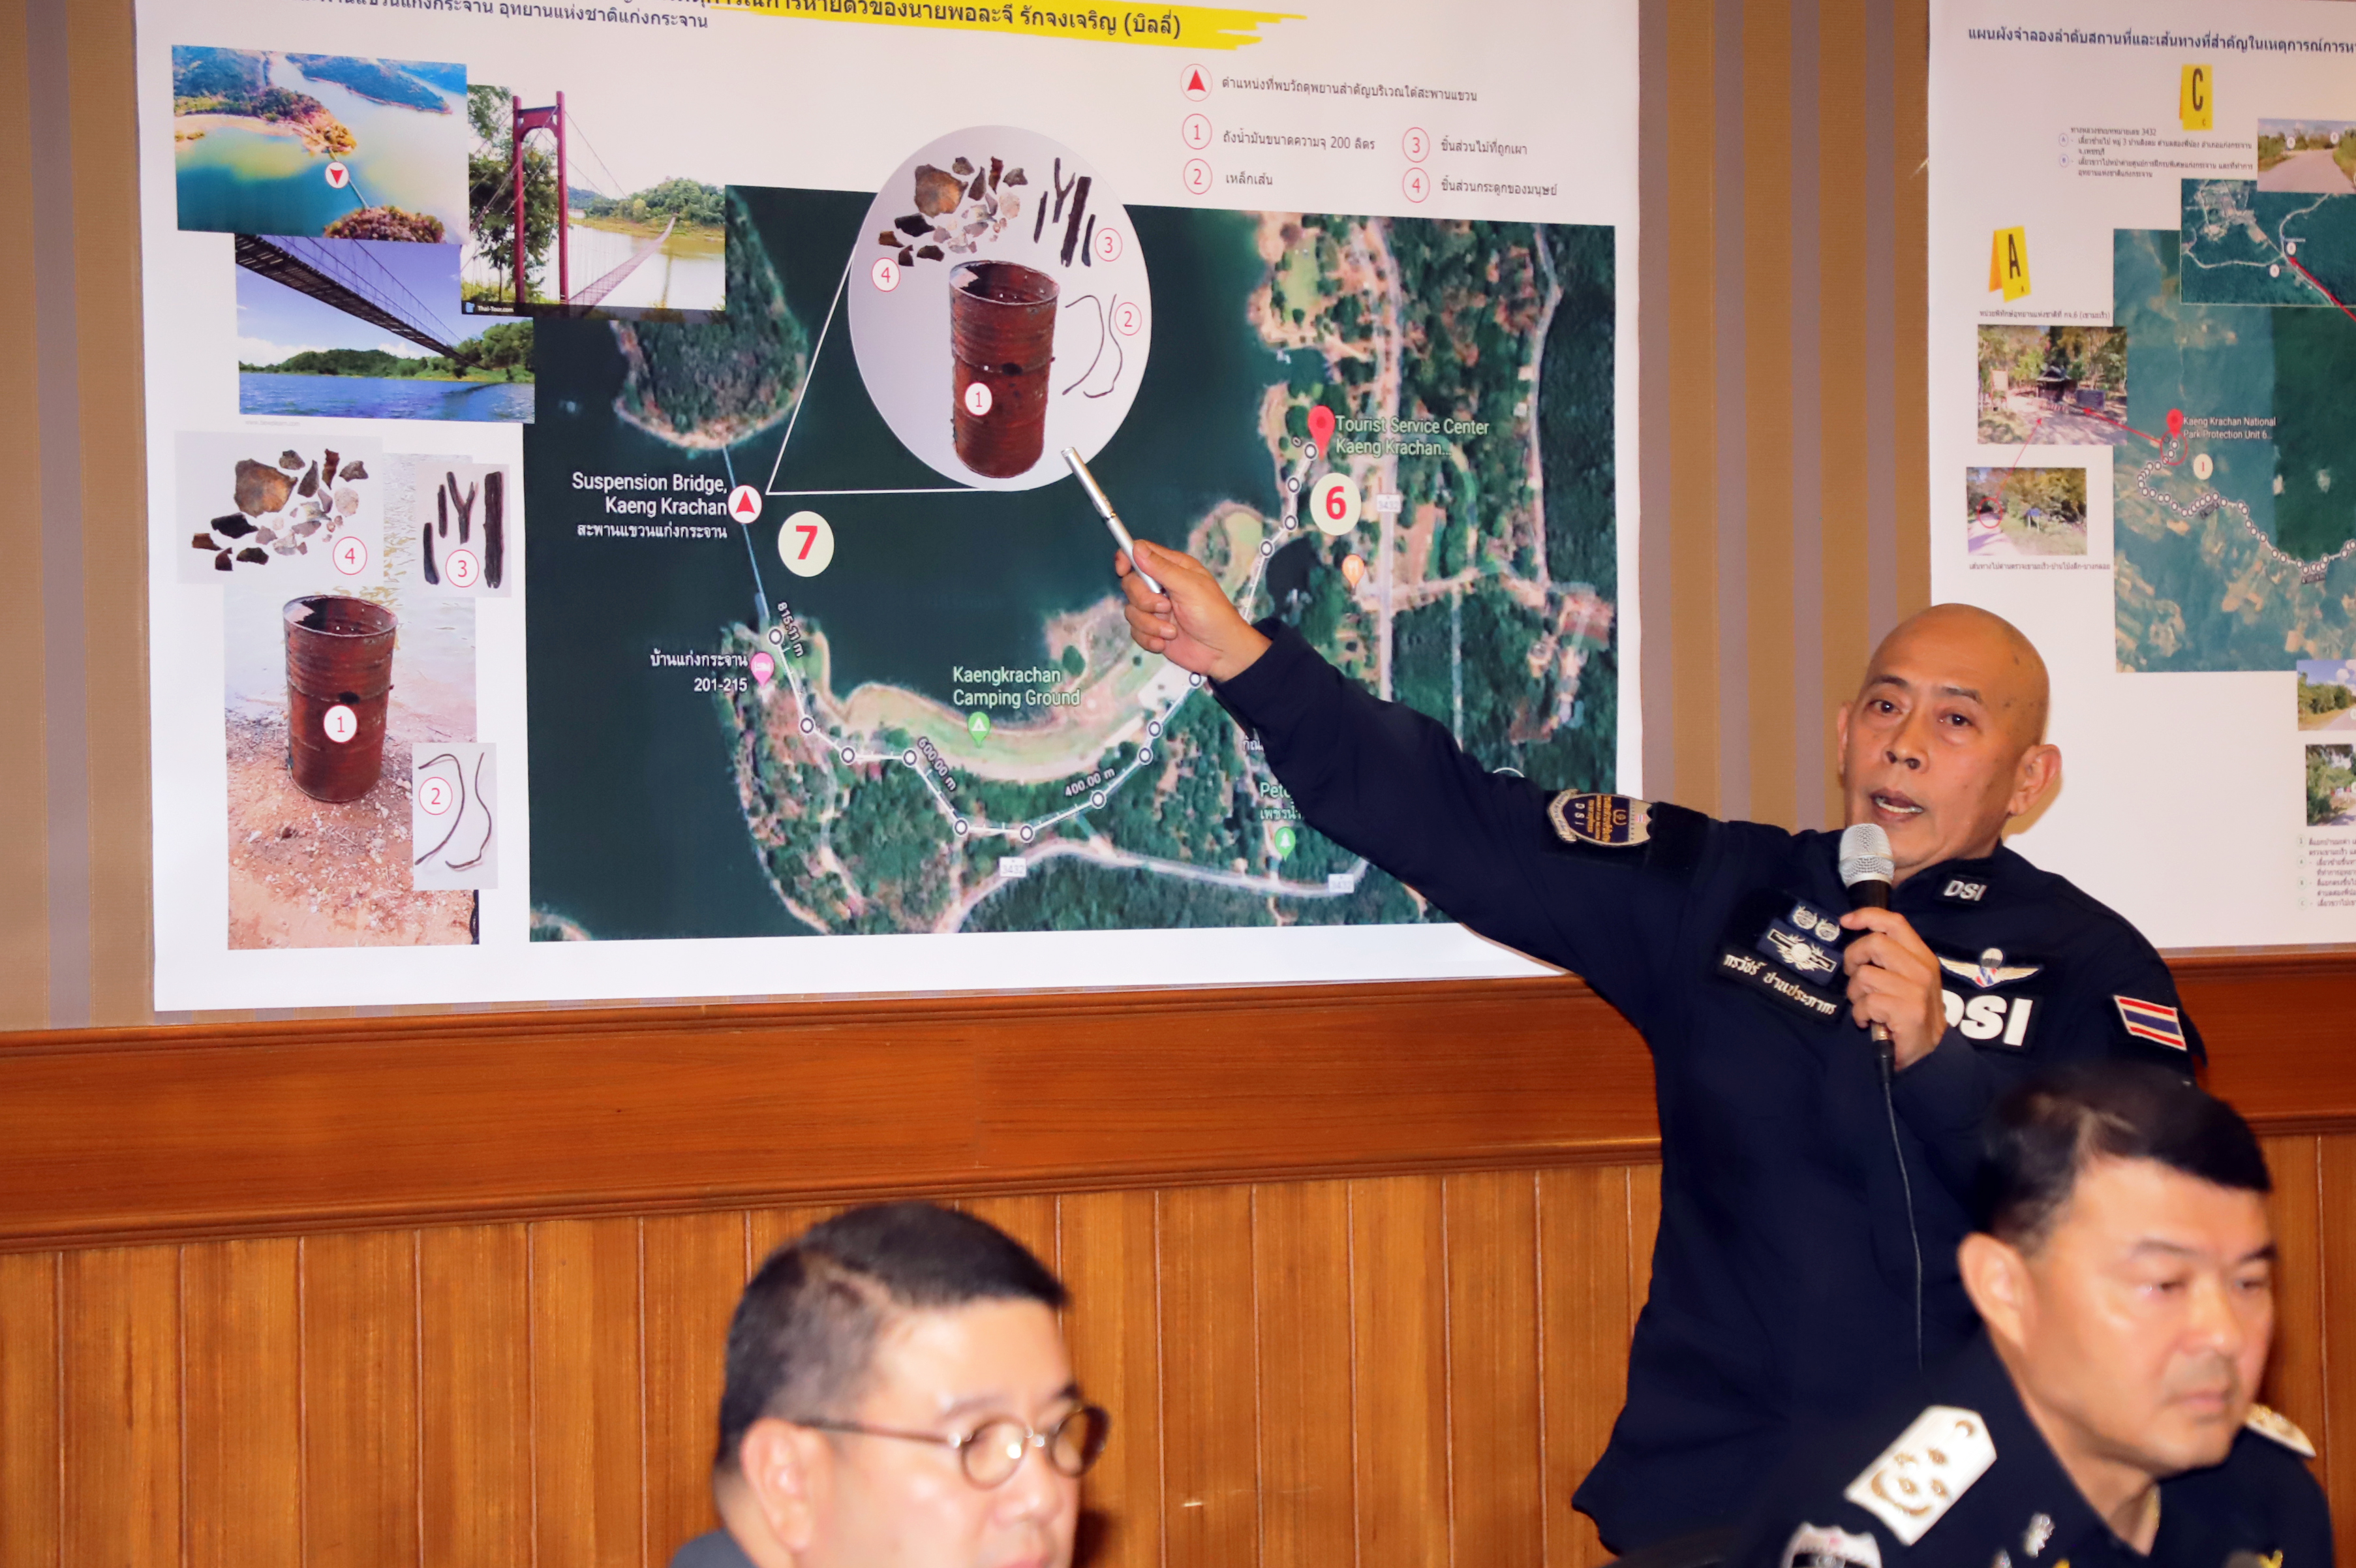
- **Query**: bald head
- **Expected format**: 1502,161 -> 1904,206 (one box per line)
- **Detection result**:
1861,604 -> 2051,748
1837,604 -> 2062,880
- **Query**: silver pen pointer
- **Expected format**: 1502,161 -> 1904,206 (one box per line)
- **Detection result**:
1062,446 -> 1163,594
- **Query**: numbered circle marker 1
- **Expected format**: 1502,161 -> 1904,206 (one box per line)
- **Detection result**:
1403,127 -> 1430,162
870,256 -> 901,292
323,704 -> 359,745
1402,167 -> 1431,203
778,510 -> 836,577
1114,299 -> 1144,337
1094,226 -> 1124,264
332,534 -> 369,577
1182,113 -> 1212,150
445,548 -> 481,589
418,775 -> 455,816
2193,452 -> 2215,481
1183,158 -> 1213,195
325,161 -> 349,188
1311,472 -> 1362,537
729,484 -> 763,525
963,380 -> 994,418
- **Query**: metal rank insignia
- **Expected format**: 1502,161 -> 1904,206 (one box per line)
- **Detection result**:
1844,1406 -> 1997,1545
1549,792 -> 1651,848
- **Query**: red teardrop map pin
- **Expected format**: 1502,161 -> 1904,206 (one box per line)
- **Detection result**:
1307,404 -> 1336,455
2167,407 -> 2184,437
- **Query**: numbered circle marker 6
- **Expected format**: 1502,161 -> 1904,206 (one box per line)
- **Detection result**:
445,548 -> 481,589
332,535 -> 369,577
779,510 -> 836,577
1311,472 -> 1362,537
728,484 -> 763,525
418,775 -> 455,816
323,704 -> 359,745
1094,226 -> 1125,264
871,256 -> 901,292
963,380 -> 994,418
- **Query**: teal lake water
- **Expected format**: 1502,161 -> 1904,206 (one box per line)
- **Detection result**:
176,54 -> 466,238
241,373 -> 534,423
523,186 -> 1291,940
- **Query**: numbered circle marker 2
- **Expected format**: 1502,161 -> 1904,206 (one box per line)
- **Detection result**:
323,704 -> 359,745
1184,158 -> 1213,195
1402,167 -> 1431,203
332,534 -> 369,577
729,484 -> 763,525
418,774 -> 455,816
964,380 -> 994,418
445,548 -> 481,589
1311,472 -> 1362,537
778,510 -> 836,577
1114,299 -> 1144,337
324,161 -> 349,188
1094,225 -> 1124,264
871,256 -> 901,292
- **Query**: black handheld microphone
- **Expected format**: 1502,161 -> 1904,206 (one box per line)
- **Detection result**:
1837,822 -> 1897,1071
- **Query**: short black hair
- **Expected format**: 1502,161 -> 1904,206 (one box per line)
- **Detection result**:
1977,1062 -> 2271,1250
714,1201 -> 1066,1474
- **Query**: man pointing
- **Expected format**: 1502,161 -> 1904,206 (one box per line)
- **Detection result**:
1118,539 -> 2201,1554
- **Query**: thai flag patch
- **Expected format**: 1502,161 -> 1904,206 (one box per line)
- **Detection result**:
2115,996 -> 2187,1050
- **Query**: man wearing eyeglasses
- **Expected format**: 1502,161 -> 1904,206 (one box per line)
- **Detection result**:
669,1202 -> 1112,1568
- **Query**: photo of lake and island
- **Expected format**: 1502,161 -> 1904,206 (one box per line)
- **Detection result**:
174,46 -> 467,242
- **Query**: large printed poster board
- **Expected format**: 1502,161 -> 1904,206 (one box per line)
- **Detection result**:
138,0 -> 1640,1009
1932,0 -> 2356,947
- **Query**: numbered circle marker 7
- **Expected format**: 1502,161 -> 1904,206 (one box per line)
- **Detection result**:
779,510 -> 836,577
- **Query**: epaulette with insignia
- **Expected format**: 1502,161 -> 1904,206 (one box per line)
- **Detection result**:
1548,792 -> 1650,848
2244,1404 -> 2316,1458
1782,1522 -> 1882,1568
1844,1405 -> 1998,1545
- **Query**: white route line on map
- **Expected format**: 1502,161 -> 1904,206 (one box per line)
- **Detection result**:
2134,459 -> 2356,583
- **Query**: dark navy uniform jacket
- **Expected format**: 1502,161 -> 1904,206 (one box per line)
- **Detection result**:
1216,623 -> 2203,1551
1731,1332 -> 2331,1568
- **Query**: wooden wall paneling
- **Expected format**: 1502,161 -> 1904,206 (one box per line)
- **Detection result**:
301,1230 -> 421,1568
1628,1163 -> 1662,1310
963,1193 -> 1063,1276
1537,1167 -> 1638,1568
749,1202 -> 844,1268
0,0 -> 48,1032
1061,1189 -> 1163,1568
1814,0 -> 1873,815
1155,1184 -> 1259,1568
1445,1171 -> 1545,1567
2257,1135 -> 2327,1485
1742,0 -> 1799,827
1251,1179 -> 1356,1568
530,1217 -> 648,1568
2317,1135 -> 2356,1531
59,1246 -> 180,1568
183,1237 -> 301,1568
1349,1176 -> 1450,1568
641,1210 -> 748,1562
421,1223 -> 532,1568
0,1251 -> 61,1568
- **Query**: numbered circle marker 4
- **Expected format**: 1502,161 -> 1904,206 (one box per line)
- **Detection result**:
445,548 -> 481,589
729,484 -> 763,525
1311,472 -> 1362,537
778,510 -> 836,577
1402,167 -> 1431,203
323,704 -> 359,745
332,535 -> 369,577
963,380 -> 994,418
325,161 -> 349,188
418,775 -> 455,816
1183,158 -> 1213,195
871,256 -> 901,292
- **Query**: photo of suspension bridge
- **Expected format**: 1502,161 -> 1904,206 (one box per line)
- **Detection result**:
461,83 -> 726,320
236,236 -> 534,423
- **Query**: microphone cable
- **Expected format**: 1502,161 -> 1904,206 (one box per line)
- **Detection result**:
1880,1047 -> 1924,1370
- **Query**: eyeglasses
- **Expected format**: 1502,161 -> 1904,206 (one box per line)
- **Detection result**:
792,1404 -> 1112,1489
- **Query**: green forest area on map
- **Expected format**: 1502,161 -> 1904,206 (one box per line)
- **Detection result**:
525,185 -> 1617,940
2112,198 -> 2356,675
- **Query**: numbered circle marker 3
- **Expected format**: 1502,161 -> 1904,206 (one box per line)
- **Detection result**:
446,548 -> 480,589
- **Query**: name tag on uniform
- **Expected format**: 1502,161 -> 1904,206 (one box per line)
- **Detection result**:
1844,1406 -> 1996,1545
1719,895 -> 1850,1024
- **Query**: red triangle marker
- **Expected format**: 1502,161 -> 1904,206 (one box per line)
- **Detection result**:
1187,70 -> 1204,93
735,492 -> 755,515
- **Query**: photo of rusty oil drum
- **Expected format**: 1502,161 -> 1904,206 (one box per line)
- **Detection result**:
283,594 -> 397,803
949,260 -> 1058,478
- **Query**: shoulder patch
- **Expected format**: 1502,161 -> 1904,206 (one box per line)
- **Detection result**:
2245,1403 -> 2316,1458
2114,996 -> 2188,1051
1844,1405 -> 1998,1545
1783,1522 -> 1883,1568
1548,792 -> 1650,848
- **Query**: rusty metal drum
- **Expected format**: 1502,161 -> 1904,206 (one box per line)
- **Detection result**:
283,595 -> 397,803
949,260 -> 1058,478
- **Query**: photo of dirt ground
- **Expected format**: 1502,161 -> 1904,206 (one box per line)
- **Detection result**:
224,456 -> 478,947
